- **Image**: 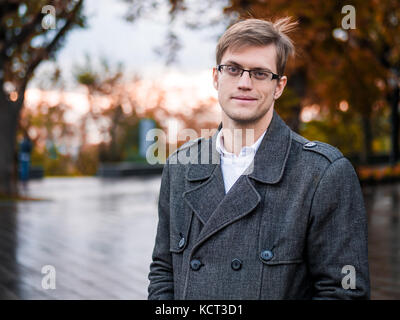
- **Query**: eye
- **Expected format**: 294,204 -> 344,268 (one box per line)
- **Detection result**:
253,71 -> 269,79
226,66 -> 240,75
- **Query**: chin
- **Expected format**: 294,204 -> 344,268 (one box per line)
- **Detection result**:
222,102 -> 273,125
227,112 -> 264,125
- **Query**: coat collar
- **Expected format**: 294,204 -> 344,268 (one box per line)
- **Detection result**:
186,109 -> 292,185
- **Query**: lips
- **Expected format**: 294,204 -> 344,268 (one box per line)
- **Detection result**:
231,95 -> 258,101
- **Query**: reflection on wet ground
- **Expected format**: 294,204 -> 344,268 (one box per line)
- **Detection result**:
363,184 -> 400,299
0,177 -> 399,299
0,177 -> 160,299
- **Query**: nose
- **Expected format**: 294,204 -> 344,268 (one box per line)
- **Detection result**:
237,70 -> 253,90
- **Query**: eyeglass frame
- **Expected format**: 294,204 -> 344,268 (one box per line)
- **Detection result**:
217,64 -> 281,81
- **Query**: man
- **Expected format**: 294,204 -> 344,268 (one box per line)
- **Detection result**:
148,17 -> 370,299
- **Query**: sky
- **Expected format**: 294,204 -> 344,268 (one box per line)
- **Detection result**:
30,0 -> 227,99
25,0 -> 230,145
23,1 -> 324,148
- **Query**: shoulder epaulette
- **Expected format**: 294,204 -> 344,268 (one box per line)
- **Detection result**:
302,140 -> 344,163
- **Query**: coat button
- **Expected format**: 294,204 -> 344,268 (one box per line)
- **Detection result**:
231,258 -> 242,271
178,237 -> 185,249
260,250 -> 274,262
190,259 -> 202,271
304,141 -> 316,148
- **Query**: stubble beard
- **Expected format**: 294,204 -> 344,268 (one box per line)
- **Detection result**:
222,100 -> 274,127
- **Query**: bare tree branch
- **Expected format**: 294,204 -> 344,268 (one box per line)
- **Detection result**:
17,0 -> 84,105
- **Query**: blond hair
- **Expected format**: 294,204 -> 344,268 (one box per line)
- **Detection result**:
216,17 -> 298,76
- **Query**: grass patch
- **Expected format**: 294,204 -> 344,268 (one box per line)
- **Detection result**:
0,193 -> 47,202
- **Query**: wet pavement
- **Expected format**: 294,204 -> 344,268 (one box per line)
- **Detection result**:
363,184 -> 400,299
0,177 -> 160,299
0,176 -> 399,299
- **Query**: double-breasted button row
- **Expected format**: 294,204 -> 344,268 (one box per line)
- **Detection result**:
190,258 -> 244,271
190,253 -> 273,272
182,240 -> 272,271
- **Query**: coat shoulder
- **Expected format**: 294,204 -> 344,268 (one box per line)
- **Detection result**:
291,131 -> 344,163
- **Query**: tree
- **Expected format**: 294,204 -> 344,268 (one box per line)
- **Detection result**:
123,0 -> 400,162
73,56 -> 144,162
0,0 -> 86,196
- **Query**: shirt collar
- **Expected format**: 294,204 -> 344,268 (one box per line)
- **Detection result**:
187,110 -> 292,184
216,127 -> 267,158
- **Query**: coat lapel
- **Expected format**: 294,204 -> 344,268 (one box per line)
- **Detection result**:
246,110 -> 293,184
183,110 -> 292,248
183,165 -> 226,225
193,175 -> 261,248
183,127 -> 225,225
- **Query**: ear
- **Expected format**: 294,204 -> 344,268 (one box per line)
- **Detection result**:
273,75 -> 287,100
212,67 -> 219,90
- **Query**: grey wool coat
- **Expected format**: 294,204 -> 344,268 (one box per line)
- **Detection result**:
148,110 -> 370,300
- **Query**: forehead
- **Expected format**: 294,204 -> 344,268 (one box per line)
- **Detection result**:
221,44 -> 277,71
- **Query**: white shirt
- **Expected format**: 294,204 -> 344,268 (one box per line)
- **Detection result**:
215,128 -> 267,194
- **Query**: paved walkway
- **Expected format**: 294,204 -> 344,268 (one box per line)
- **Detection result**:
0,177 -> 160,299
363,183 -> 400,299
0,177 -> 399,299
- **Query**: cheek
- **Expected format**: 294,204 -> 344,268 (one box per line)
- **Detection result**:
218,83 -> 231,101
261,87 -> 276,100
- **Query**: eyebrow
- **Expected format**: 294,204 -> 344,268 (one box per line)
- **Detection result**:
223,60 -> 274,73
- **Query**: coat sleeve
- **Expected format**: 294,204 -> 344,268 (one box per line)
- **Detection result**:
306,157 -> 370,299
148,160 -> 174,300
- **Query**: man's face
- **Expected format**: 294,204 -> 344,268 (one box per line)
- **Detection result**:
212,45 -> 287,126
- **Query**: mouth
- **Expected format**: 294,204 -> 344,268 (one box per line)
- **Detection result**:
231,96 -> 258,101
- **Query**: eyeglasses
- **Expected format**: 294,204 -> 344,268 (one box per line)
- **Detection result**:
217,64 -> 280,81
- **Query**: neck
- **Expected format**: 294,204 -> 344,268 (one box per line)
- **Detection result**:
221,107 -> 274,155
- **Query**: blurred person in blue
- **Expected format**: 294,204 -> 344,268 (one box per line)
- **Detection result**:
18,132 -> 33,191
